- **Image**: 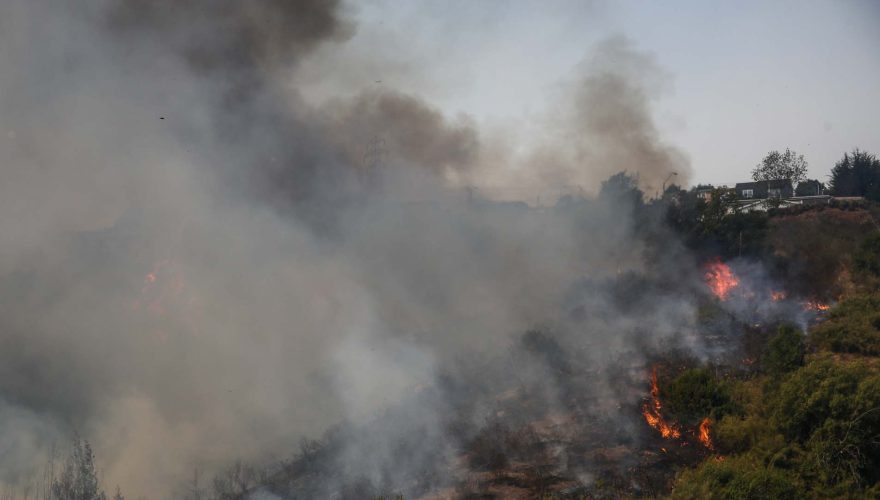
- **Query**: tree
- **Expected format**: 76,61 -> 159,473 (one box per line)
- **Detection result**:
599,171 -> 644,208
752,149 -> 808,187
829,149 -> 880,200
50,438 -> 108,500
795,179 -> 825,196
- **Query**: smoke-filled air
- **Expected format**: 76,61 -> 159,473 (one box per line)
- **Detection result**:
2,1 -> 880,499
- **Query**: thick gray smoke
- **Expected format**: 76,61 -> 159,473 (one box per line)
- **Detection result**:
470,35 -> 692,201
0,1 -> 700,497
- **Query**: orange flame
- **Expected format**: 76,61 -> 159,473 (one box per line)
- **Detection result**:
703,260 -> 739,300
770,290 -> 786,301
802,300 -> 830,312
698,417 -> 713,450
642,366 -> 681,439
134,259 -> 203,338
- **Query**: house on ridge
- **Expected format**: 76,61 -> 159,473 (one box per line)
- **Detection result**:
732,179 -> 830,212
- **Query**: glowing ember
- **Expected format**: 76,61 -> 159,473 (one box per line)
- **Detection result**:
803,300 -> 830,312
642,366 -> 681,439
698,417 -> 714,450
134,259 -> 203,338
703,260 -> 739,300
770,290 -> 786,301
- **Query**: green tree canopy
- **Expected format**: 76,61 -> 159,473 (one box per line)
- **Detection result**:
795,179 -> 825,196
829,149 -> 880,200
51,438 -> 108,500
599,171 -> 644,207
752,149 -> 808,187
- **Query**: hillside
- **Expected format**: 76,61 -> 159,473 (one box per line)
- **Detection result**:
22,199 -> 880,500
196,203 -> 880,499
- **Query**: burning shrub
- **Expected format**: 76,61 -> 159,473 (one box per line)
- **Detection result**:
703,260 -> 739,300
761,324 -> 805,375
661,368 -> 736,424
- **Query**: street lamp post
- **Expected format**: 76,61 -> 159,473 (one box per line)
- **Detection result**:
662,172 -> 678,195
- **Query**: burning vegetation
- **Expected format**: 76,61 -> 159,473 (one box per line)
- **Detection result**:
2,1 -> 880,498
642,366 -> 682,440
7,187 -> 880,499
698,417 -> 713,451
802,299 -> 831,312
703,259 -> 739,300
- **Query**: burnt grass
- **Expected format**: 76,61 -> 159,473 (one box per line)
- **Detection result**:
250,336 -> 725,499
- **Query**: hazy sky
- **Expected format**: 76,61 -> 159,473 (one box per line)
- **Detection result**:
300,0 -> 880,188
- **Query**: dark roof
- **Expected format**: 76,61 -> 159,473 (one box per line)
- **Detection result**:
734,179 -> 793,199
735,179 -> 791,190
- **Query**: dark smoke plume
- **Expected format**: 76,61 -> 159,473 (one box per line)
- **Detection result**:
0,1 -> 707,497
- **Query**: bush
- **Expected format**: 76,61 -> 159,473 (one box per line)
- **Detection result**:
810,294 -> 880,355
713,416 -> 765,455
671,457 -> 802,500
854,232 -> 880,279
769,359 -> 880,486
662,368 -> 736,424
762,324 -> 804,375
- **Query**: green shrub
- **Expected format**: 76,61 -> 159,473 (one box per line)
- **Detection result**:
713,416 -> 764,455
854,232 -> 880,278
810,294 -> 880,355
662,368 -> 736,424
769,359 -> 880,486
671,457 -> 802,500
725,467 -> 801,500
762,324 -> 805,374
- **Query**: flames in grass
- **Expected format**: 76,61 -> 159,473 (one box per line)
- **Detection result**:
770,290 -> 787,301
803,300 -> 830,312
642,367 -> 717,452
703,259 -> 832,313
642,366 -> 681,439
698,417 -> 714,450
703,259 -> 739,300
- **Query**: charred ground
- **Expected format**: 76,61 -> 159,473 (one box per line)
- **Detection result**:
187,189 -> 880,499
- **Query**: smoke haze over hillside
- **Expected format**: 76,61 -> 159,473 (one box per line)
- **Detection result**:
0,1 -> 714,497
